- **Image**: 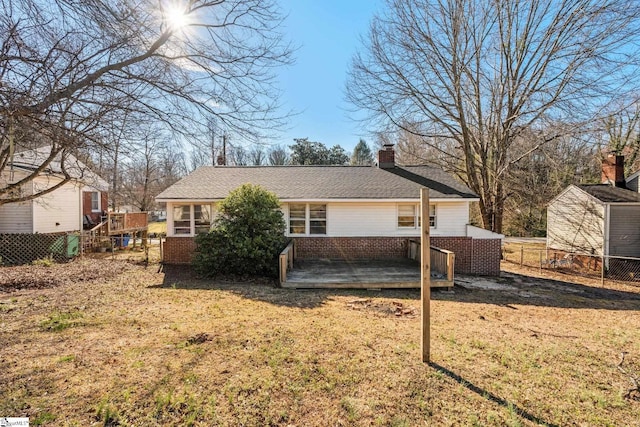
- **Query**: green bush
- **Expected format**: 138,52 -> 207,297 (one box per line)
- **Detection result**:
193,184 -> 287,277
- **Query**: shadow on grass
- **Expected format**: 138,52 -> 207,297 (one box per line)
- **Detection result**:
148,264 -> 421,309
150,265 -> 640,311
448,272 -> 640,311
430,362 -> 559,427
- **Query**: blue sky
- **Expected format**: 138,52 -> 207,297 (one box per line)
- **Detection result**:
276,0 -> 383,152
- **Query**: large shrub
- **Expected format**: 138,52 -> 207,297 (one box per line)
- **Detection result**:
193,184 -> 287,277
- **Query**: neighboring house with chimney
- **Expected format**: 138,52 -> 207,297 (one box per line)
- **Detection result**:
156,144 -> 504,275
0,146 -> 109,234
547,154 -> 640,257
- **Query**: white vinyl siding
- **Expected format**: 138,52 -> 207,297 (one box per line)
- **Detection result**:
0,171 -> 34,233
0,201 -> 33,233
547,186 -> 604,255
32,177 -> 81,233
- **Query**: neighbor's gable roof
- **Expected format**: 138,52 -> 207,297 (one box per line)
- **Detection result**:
156,165 -> 478,201
10,146 -> 109,191
577,184 -> 640,203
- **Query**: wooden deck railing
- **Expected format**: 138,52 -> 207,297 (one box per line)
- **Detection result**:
279,240 -> 295,286
107,212 -> 148,234
408,239 -> 455,285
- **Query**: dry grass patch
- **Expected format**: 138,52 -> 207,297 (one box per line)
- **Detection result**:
1,259 -> 639,426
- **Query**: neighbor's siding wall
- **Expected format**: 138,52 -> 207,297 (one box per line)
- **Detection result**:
627,175 -> 639,193
32,176 -> 81,233
547,186 -> 604,255
0,171 -> 34,233
608,205 -> 640,257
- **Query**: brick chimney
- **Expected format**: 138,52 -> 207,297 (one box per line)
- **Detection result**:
602,154 -> 625,188
378,143 -> 395,169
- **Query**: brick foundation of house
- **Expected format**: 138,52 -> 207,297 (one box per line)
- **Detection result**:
161,235 -> 502,276
162,236 -> 198,265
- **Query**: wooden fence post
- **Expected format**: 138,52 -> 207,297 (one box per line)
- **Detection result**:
421,188 -> 431,363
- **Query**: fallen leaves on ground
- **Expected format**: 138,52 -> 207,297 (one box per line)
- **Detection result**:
0,258 -> 135,292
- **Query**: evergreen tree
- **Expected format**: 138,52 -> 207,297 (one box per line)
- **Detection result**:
350,139 -> 373,165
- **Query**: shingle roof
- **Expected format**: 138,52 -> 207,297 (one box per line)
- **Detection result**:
578,184 -> 640,203
156,165 -> 477,201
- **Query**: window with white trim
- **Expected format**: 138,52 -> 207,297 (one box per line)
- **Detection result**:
91,192 -> 100,212
194,204 -> 213,234
173,204 -> 215,235
288,203 -> 327,235
173,205 -> 192,235
398,203 -> 436,228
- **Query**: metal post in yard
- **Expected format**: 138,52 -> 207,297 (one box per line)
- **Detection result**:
420,188 -> 431,363
520,245 -> 524,267
601,254 -> 605,287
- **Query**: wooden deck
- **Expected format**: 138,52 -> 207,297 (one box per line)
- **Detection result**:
280,258 -> 454,289
82,212 -> 148,251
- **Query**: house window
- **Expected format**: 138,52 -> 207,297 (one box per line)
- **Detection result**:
429,204 -> 436,227
398,204 -> 436,228
289,203 -> 327,235
194,204 -> 212,234
173,205 -> 192,235
398,205 -> 416,227
309,204 -> 327,234
91,192 -> 100,212
172,204 -> 215,235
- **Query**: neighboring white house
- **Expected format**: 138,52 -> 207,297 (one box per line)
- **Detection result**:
0,146 -> 109,234
156,145 -> 504,275
547,155 -> 640,257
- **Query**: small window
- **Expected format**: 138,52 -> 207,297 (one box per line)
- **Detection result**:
429,204 -> 436,227
173,205 -> 191,235
309,204 -> 327,234
289,204 -> 306,234
91,192 -> 100,212
398,205 -> 416,227
194,204 -> 213,234
398,203 -> 436,229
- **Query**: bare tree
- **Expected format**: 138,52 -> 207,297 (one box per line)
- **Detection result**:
0,0 -> 291,205
228,144 -> 248,166
602,105 -> 640,174
267,145 -> 289,165
249,146 -> 266,165
347,0 -> 640,232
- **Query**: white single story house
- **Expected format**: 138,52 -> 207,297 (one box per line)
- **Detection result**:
0,146 -> 109,234
156,145 -> 503,275
547,154 -> 640,257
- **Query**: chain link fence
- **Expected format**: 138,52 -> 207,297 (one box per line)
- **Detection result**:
502,245 -> 640,286
0,233 -> 81,266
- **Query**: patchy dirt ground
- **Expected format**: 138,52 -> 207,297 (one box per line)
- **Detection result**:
1,258 -> 639,426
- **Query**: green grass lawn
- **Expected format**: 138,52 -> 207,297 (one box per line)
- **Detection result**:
1,259 -> 639,426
